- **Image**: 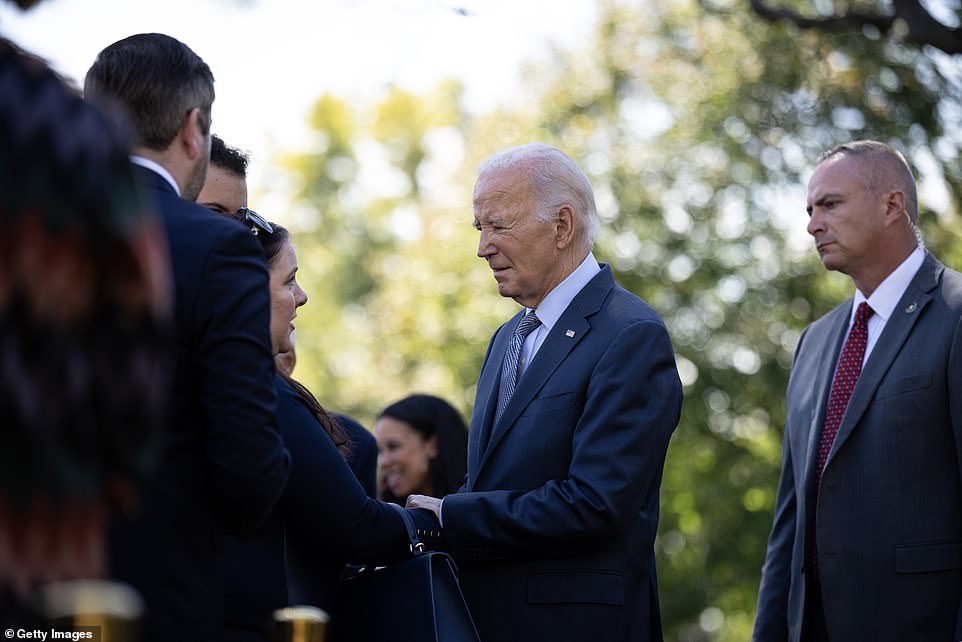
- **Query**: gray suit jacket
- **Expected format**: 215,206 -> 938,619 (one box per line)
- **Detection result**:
753,253 -> 962,642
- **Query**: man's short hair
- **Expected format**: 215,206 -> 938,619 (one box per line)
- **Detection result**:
84,33 -> 214,151
210,135 -> 249,178
817,140 -> 919,223
479,142 -> 600,248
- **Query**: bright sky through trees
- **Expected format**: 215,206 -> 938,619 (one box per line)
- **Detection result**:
0,0 -> 596,198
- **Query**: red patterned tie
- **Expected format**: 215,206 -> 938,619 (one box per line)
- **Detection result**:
812,301 -> 873,578
814,301 -> 874,489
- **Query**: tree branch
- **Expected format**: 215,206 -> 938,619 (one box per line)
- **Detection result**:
747,0 -> 962,55
894,0 -> 962,54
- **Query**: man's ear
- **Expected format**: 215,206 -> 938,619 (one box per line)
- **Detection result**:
883,189 -> 907,227
555,204 -> 576,249
179,107 -> 206,161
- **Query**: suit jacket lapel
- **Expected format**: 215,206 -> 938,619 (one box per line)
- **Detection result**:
802,306 -> 850,492
475,267 -> 614,477
477,315 -> 590,474
825,254 -> 941,469
469,313 -> 520,477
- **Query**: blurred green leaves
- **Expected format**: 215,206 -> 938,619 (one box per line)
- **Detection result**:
281,1 -> 960,639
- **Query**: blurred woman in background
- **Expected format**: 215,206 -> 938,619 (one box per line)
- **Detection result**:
375,394 -> 469,505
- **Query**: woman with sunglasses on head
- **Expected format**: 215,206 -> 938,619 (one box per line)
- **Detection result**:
221,209 -> 410,642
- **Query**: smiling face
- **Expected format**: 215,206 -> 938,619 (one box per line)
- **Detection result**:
375,416 -> 437,499
267,241 -> 307,356
473,167 -> 569,308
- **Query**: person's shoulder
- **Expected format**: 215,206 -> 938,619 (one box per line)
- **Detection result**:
133,170 -> 240,242
273,376 -> 319,434
163,197 -> 258,262
275,376 -> 327,423
600,281 -> 666,329
578,264 -> 660,323
800,298 -> 851,342
935,260 -> 962,308
164,195 -> 243,237
274,374 -> 301,406
336,414 -> 374,447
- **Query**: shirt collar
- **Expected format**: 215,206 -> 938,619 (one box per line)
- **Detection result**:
852,246 -> 925,324
527,253 -> 601,332
130,155 -> 181,197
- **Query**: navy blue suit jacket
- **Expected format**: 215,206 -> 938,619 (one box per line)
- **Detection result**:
337,414 -> 378,499
438,265 -> 682,642
753,253 -> 962,642
109,166 -> 289,641
223,375 -> 409,642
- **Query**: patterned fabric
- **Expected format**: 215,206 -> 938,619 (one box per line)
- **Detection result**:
815,302 -> 874,488
494,312 -> 542,427
812,301 -> 873,577
0,38 -> 171,599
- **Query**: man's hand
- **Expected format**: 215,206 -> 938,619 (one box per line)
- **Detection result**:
406,494 -> 442,519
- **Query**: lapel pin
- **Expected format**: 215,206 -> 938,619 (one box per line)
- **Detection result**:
904,302 -> 918,314
565,329 -> 576,338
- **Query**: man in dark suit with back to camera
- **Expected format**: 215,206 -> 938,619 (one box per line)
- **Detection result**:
753,140 -> 962,642
85,34 -> 289,640
408,143 -> 683,642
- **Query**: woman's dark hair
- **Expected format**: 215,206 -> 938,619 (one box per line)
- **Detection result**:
377,394 -> 468,503
229,211 -> 350,456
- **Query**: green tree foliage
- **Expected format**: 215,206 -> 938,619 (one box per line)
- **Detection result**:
743,0 -> 962,55
282,83 -> 519,420
281,1 -> 960,639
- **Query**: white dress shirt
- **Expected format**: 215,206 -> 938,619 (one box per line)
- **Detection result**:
850,246 -> 925,365
520,252 -> 602,376
439,252 -> 601,525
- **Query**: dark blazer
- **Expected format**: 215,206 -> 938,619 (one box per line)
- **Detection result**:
436,265 -> 682,642
337,414 -> 379,499
753,253 -> 962,642
223,375 -> 409,642
109,165 -> 290,642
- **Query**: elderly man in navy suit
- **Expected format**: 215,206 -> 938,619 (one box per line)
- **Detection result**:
409,143 -> 682,642
85,34 -> 289,641
753,140 -> 962,642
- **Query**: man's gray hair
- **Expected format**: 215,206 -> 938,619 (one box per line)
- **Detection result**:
817,140 -> 919,225
478,143 -> 599,248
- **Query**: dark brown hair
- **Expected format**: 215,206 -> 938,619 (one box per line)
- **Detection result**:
229,211 -> 350,456
377,394 -> 468,503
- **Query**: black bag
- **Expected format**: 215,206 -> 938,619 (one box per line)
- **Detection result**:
337,504 -> 481,642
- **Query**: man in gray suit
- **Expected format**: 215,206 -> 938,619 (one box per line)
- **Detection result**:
753,140 -> 962,642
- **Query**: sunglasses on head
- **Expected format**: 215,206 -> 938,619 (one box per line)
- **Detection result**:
237,207 -> 274,236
